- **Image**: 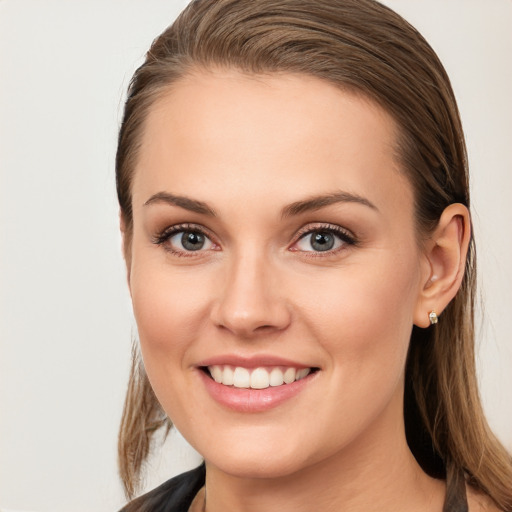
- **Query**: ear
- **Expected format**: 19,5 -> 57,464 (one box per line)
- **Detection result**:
119,212 -> 132,292
414,203 -> 471,328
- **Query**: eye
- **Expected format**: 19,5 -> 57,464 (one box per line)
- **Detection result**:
153,224 -> 217,255
292,225 -> 356,253
169,231 -> 214,251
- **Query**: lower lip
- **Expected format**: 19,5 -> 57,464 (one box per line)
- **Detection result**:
198,370 -> 316,413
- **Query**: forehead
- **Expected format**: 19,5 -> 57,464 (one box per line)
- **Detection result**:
132,69 -> 412,217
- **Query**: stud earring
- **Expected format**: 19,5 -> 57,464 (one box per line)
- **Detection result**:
429,311 -> 438,325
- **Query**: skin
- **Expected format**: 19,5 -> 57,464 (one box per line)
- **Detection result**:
124,70 -> 474,511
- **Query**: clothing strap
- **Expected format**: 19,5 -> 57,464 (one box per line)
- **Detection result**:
443,463 -> 468,512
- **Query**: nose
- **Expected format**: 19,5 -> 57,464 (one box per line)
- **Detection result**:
210,252 -> 292,338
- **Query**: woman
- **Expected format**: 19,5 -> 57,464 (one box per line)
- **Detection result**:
115,0 -> 512,511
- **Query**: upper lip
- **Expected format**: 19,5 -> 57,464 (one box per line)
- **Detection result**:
196,354 -> 315,369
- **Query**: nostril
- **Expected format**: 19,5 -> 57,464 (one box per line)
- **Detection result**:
255,324 -> 275,332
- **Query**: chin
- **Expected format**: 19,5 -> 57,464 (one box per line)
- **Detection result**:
199,431 -> 319,480
209,453 -> 311,480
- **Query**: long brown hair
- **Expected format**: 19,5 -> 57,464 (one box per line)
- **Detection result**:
116,0 -> 512,508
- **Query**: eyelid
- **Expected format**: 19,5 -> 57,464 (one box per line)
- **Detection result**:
289,223 -> 357,254
152,221 -> 356,256
152,222 -> 219,255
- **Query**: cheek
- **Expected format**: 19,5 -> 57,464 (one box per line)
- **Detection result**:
129,257 -> 213,367
288,253 -> 421,448
129,259 -> 218,424
297,249 -> 421,382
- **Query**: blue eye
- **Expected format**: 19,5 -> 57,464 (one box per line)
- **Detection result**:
153,225 -> 216,254
169,231 -> 213,251
294,226 -> 355,253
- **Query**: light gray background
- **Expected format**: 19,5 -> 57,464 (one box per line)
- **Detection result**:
0,1 -> 511,511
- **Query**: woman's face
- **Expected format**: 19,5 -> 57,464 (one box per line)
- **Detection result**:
127,70 -> 429,478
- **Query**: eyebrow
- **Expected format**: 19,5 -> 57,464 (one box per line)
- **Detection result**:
143,190 -> 376,218
143,192 -> 216,216
281,191 -> 377,218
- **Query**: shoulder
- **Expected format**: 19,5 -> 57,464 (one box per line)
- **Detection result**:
467,485 -> 504,512
118,464 -> 206,512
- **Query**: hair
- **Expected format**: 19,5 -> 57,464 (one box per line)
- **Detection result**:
116,0 -> 512,508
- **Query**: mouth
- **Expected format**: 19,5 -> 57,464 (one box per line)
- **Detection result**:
201,365 -> 319,390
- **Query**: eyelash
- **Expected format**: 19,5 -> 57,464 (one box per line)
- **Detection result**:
152,223 -> 217,257
292,223 -> 357,257
152,222 -> 357,257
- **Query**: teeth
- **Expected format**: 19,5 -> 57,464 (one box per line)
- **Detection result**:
250,367 -> 269,389
269,367 -> 284,387
283,367 -> 296,384
296,368 -> 310,380
233,367 -> 250,388
208,365 -> 312,389
211,365 -> 223,383
222,365 -> 234,386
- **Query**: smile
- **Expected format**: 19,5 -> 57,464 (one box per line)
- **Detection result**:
207,365 -> 312,389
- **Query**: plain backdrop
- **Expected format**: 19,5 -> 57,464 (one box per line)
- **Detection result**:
0,1 -> 511,511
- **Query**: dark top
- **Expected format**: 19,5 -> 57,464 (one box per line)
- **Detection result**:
119,464 -> 206,512
118,462 -> 469,512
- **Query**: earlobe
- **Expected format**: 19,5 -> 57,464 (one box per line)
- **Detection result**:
413,203 -> 471,328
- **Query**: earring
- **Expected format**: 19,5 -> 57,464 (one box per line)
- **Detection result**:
429,311 -> 438,325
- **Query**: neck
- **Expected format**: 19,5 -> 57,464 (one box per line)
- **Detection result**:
202,395 -> 445,512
